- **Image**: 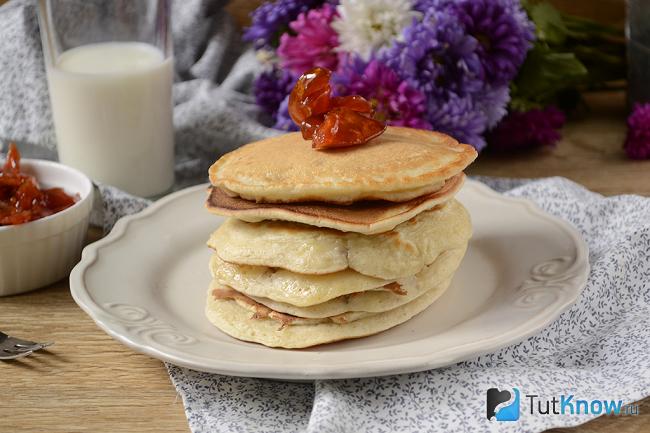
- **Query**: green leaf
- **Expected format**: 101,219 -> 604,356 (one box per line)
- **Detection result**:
511,1 -> 626,112
508,95 -> 543,112
561,14 -> 624,40
529,2 -> 568,45
511,45 -> 588,107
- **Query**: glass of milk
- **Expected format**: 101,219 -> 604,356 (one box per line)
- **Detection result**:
38,0 -> 175,197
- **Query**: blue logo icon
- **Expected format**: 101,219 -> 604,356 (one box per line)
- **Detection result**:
487,387 -> 520,421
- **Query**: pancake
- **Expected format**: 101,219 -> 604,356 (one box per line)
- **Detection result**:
210,254 -> 390,306
208,126 -> 477,204
210,246 -> 465,309
205,279 -> 447,348
209,285 -> 377,326
206,173 -> 465,235
249,277 -> 450,319
208,199 -> 472,279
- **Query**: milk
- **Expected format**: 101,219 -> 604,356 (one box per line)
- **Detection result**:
47,42 -> 174,197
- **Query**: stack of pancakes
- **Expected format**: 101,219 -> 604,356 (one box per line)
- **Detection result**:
205,127 -> 477,348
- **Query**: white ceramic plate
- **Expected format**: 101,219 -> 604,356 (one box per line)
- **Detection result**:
70,180 -> 589,380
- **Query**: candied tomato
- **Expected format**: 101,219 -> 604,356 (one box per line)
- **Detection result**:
288,68 -> 386,149
312,108 -> 386,149
0,143 -> 77,226
288,67 -> 332,125
330,95 -> 373,114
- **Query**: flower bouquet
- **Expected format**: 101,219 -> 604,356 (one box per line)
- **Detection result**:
246,0 -> 625,152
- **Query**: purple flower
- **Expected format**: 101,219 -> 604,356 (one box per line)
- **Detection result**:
334,56 -> 432,129
412,0 -> 533,87
476,85 -> 510,128
624,103 -> 650,160
244,0 -> 328,49
273,95 -> 300,131
412,0 -> 455,14
277,5 -> 339,75
254,67 -> 296,120
379,8 -> 502,149
454,0 -> 534,85
428,94 -> 487,150
486,106 -> 566,152
381,11 -> 483,99
377,0 -> 531,149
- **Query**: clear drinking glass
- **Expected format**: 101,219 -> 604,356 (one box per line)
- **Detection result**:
38,0 -> 174,197
627,0 -> 650,107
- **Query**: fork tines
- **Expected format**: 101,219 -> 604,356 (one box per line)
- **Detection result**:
0,331 -> 53,361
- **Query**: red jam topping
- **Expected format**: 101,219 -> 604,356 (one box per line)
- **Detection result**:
288,67 -> 386,149
0,143 -> 77,225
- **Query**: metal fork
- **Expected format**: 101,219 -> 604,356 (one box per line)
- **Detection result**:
0,331 -> 53,360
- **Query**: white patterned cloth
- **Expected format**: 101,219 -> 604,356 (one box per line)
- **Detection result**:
165,177 -> 650,433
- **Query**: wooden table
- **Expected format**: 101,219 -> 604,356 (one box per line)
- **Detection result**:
2,92 -> 649,432
467,91 -> 650,196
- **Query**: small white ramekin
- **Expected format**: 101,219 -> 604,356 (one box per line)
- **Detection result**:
0,159 -> 93,296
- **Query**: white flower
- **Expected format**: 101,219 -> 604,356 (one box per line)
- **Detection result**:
332,0 -> 421,60
255,49 -> 276,66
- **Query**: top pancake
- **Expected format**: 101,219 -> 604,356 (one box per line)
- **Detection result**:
209,126 -> 477,204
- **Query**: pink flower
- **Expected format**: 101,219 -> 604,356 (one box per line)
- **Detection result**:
334,56 -> 432,129
624,103 -> 650,160
277,5 -> 339,75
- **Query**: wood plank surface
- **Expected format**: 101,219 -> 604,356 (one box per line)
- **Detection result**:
1,91 -> 649,432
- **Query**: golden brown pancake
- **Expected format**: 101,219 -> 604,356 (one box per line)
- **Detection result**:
208,199 -> 472,279
209,126 -> 477,204
208,246 -> 466,308
206,173 -> 465,234
205,279 -> 451,348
